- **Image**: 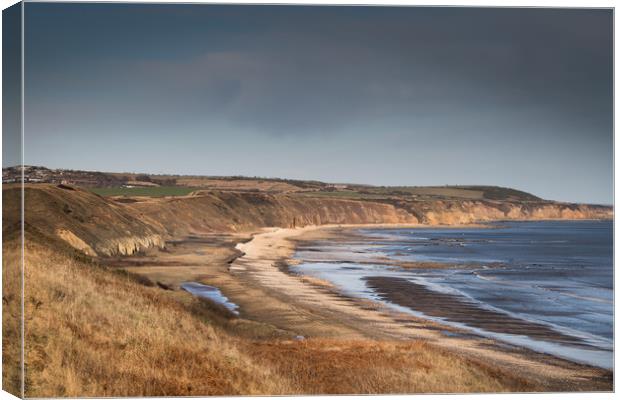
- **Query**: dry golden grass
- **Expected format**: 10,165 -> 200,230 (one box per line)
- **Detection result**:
7,234 -> 537,397
2,233 -> 22,397
20,238 -> 288,397
246,339 -> 533,394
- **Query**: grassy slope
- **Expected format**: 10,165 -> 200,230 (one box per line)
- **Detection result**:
2,231 -> 536,396
298,186 -> 543,202
19,236 -> 283,396
2,230 -> 22,397
3,184 -> 164,257
87,183 -> 543,201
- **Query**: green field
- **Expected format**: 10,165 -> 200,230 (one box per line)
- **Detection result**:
89,186 -> 198,197
296,185 -> 541,202
296,190 -> 392,200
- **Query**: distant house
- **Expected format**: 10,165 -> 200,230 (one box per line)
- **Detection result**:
328,184 -> 348,190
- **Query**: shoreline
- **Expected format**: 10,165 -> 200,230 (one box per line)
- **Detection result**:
108,220 -> 612,391
229,223 -> 612,389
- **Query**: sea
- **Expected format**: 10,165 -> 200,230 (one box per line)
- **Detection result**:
291,220 -> 613,369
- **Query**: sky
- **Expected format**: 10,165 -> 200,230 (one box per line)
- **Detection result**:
12,4 -> 614,203
2,2 -> 21,169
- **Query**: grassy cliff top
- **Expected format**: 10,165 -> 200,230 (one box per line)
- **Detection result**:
4,166 -> 542,201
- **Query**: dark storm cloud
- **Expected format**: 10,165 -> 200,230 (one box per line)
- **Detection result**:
153,8 -> 611,137
3,3 -> 21,167
22,4 -> 612,203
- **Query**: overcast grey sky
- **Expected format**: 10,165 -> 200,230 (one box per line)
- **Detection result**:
18,4 -> 613,203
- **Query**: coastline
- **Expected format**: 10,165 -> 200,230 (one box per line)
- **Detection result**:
230,223 -> 612,390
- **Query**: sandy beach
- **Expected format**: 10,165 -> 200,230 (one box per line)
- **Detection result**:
225,225 -> 612,389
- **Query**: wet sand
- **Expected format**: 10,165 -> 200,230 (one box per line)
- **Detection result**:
365,276 -> 591,346
105,225 -> 613,391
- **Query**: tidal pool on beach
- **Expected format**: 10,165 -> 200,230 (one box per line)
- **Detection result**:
291,220 -> 613,369
181,282 -> 240,315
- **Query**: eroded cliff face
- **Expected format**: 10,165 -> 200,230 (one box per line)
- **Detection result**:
128,191 -> 612,236
6,184 -> 612,258
127,191 -> 418,237
92,234 -> 166,257
408,200 -> 612,225
4,185 -> 165,257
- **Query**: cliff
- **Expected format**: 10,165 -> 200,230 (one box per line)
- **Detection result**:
3,184 -> 612,257
126,191 -> 417,237
3,184 -> 165,257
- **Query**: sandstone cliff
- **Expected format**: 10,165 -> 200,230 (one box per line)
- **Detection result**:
3,184 -> 612,257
